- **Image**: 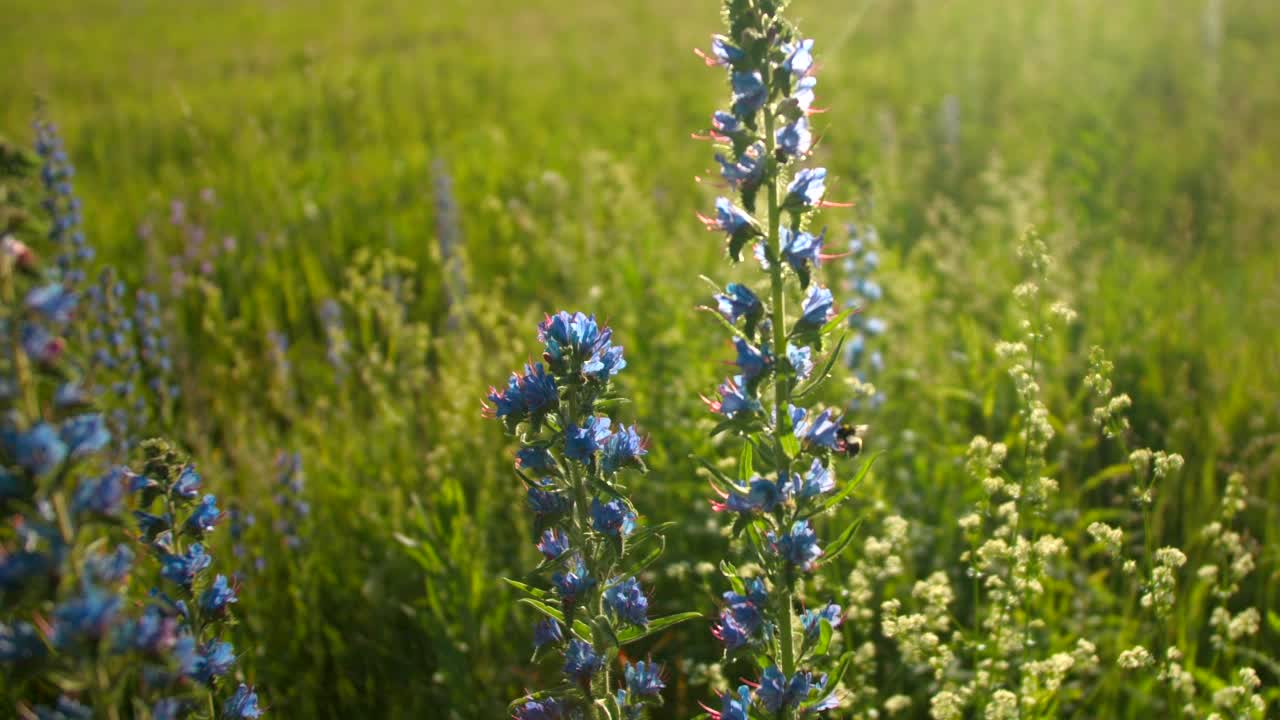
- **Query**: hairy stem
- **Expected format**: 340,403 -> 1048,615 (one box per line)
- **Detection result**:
764,98 -> 797,690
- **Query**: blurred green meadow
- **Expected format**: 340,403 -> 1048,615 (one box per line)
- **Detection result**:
3,0 -> 1278,717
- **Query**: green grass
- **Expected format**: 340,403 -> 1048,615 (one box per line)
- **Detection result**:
2,0 -> 1277,717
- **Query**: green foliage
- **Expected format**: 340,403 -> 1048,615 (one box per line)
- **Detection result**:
1,0 -> 1276,717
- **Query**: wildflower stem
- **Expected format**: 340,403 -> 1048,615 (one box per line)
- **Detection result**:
764,97 -> 798,687
1,257 -> 39,421
566,460 -> 603,720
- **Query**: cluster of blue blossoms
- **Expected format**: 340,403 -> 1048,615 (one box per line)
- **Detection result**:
692,1 -> 872,717
1,121 -> 262,718
486,312 -> 694,720
841,223 -> 886,409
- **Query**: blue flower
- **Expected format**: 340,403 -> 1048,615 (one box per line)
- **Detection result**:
792,406 -> 841,450
721,580 -> 767,634
704,375 -> 759,418
172,464 -> 202,500
72,468 -> 126,516
715,282 -> 762,325
701,199 -> 763,255
31,696 -> 92,720
711,111 -> 743,136
736,578 -> 770,607
787,344 -> 813,380
770,227 -> 825,274
200,574 -> 238,617
0,621 -> 47,663
590,497 -> 636,537
784,167 -> 828,210
60,413 -> 110,460
160,543 -> 211,590
799,285 -> 834,326
53,586 -> 121,646
730,72 -> 767,120
716,143 -> 766,191
537,528 -> 570,560
604,576 -> 649,626
516,447 -> 556,472
706,685 -> 752,720
781,38 -> 816,77
625,659 -> 665,696
513,698 -> 565,720
184,494 -> 222,536
769,521 -> 823,570
539,311 -> 617,376
223,684 -> 263,719
21,323 -> 64,364
756,666 -> 793,712
25,283 -> 78,323
134,510 -> 172,539
0,551 -> 53,591
703,35 -> 746,66
712,610 -> 752,650
533,618 -> 563,649
583,342 -> 627,381
53,382 -> 91,408
150,699 -> 185,720
565,416 -> 612,464
776,116 -> 812,157
11,423 -> 68,476
733,338 -> 772,381
526,483 -> 570,517
600,425 -> 646,474
712,476 -> 783,515
755,668 -> 832,713
85,544 -> 133,584
123,605 -> 178,655
790,459 -> 834,500
177,636 -> 236,684
563,638 -> 604,683
486,363 -> 559,421
551,557 -> 596,610
801,601 -> 843,639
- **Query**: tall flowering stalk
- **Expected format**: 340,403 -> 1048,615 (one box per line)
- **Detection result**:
485,312 -> 697,720
840,223 -> 886,410
694,3 -> 872,717
0,121 -> 263,720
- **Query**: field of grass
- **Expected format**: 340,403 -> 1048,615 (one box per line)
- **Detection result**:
2,0 -> 1278,717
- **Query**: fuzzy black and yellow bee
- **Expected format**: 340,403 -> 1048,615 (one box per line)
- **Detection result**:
836,423 -> 868,458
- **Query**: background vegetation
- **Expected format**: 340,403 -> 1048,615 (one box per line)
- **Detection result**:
3,0 -> 1276,717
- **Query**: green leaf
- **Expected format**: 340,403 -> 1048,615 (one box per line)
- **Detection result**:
617,534 -> 665,578
693,454 -> 739,494
815,617 -> 834,656
819,517 -> 864,565
819,307 -> 855,337
628,521 -> 675,548
780,432 -> 800,460
502,577 -> 550,601
739,441 -> 755,481
698,305 -> 753,342
517,597 -> 593,640
793,335 -> 847,401
616,612 -> 703,645
805,452 -> 879,519
720,560 -> 746,596
592,613 -> 620,649
830,650 -> 855,685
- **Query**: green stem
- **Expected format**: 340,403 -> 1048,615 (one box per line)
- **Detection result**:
1,257 -> 39,421
764,96 -> 798,692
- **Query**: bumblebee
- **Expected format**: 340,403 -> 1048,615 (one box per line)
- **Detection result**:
836,423 -> 867,458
